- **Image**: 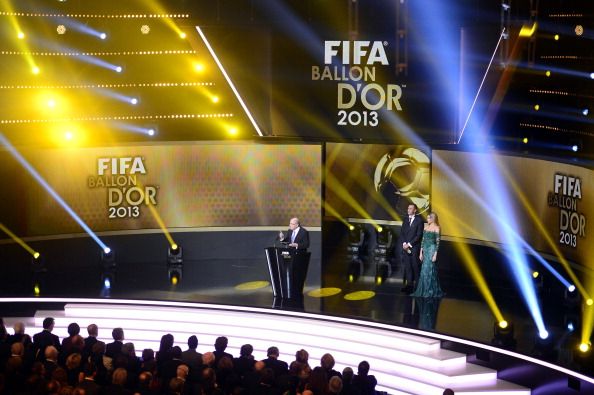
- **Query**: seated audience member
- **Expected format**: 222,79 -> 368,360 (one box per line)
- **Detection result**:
233,344 -> 255,378
352,361 -> 377,395
76,362 -> 102,395
263,346 -> 289,378
329,376 -> 343,394
341,367 -> 361,395
104,367 -> 131,395
43,346 -> 60,380
213,336 -> 233,367
320,353 -> 342,380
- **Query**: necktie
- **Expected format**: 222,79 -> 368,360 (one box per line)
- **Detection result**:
291,230 -> 296,243
409,216 -> 413,225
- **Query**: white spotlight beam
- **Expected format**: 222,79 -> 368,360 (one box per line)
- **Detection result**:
195,26 -> 264,137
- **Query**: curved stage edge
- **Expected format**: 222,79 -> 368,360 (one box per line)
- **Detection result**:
1,298 -> 594,394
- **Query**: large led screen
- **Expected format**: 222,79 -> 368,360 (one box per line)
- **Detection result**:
0,142 -> 321,237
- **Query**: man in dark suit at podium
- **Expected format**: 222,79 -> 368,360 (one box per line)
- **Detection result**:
279,217 -> 309,250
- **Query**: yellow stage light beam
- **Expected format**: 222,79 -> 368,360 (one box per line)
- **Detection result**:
432,204 -> 505,323
325,144 -> 400,222
323,201 -> 351,228
519,22 -> 538,37
0,222 -> 40,258
325,171 -> 379,228
132,179 -> 177,248
2,1 -> 38,73
496,159 -> 588,299
581,273 -> 594,348
143,0 -> 186,38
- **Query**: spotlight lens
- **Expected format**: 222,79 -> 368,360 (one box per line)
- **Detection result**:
572,145 -> 578,152
212,96 -> 219,103
171,244 -> 178,251
130,98 -> 138,105
568,285 -> 576,292
104,278 -> 111,289
545,70 -> 551,77
579,343 -> 590,353
179,32 -> 187,39
532,271 -> 539,278
539,330 -> 549,339
522,137 -> 528,144
582,109 -> 588,116
147,129 -> 155,136
32,66 -> 40,75
587,298 -> 593,306
377,226 -> 383,233
104,247 -> 111,254
18,32 -> 25,39
228,127 -> 238,136
141,25 -> 150,34
64,131 -> 73,140
115,66 -> 122,73
349,225 -> 355,231
100,33 -> 107,40
33,285 -> 40,296
499,320 -> 508,329
590,72 -> 594,80
554,34 -> 559,41
33,252 -> 40,259
194,63 -> 204,72
567,322 -> 574,331
534,104 -> 540,111
171,275 -> 179,285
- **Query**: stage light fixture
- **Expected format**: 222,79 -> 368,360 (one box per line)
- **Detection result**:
522,137 -> 528,144
545,70 -> 551,77
18,32 -> 25,39
572,145 -> 578,152
575,25 -> 583,36
130,98 -> 138,105
194,63 -> 205,72
32,66 -> 40,75
228,127 -> 238,136
167,244 -> 183,285
554,34 -> 559,41
179,32 -> 187,39
582,108 -> 589,116
99,33 -> 107,40
57,25 -> 66,34
212,96 -> 219,103
147,128 -> 155,136
347,224 -> 365,262
492,320 -> 516,349
141,25 -> 150,34
167,244 -> 183,265
115,66 -> 122,73
534,104 -> 540,111
587,298 -> 593,306
590,73 -> 594,79
579,343 -> 591,353
347,259 -> 363,283
100,248 -> 116,290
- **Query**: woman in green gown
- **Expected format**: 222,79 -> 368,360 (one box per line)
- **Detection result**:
411,212 -> 444,298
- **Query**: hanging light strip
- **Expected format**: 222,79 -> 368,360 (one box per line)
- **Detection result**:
0,11 -> 189,19
0,113 -> 234,125
0,50 -> 198,56
0,82 -> 215,90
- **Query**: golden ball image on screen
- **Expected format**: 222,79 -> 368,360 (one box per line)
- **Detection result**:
373,147 -> 430,217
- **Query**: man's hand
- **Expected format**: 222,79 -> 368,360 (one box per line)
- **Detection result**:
289,243 -> 298,248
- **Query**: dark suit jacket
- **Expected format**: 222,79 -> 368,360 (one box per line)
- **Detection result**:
105,340 -> 123,359
399,214 -> 424,255
32,330 -> 61,360
281,227 -> 310,250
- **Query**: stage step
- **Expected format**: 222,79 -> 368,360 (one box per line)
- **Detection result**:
4,301 -> 530,395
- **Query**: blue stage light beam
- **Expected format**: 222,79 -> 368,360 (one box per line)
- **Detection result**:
111,122 -> 155,136
95,88 -> 138,105
474,153 -> 548,338
56,18 -> 107,40
0,133 -> 110,253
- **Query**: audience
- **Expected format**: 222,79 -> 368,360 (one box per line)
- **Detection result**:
0,316 -> 388,395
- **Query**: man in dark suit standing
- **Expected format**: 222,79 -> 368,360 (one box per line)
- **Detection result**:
32,317 -> 61,361
399,203 -> 424,294
279,217 -> 310,250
